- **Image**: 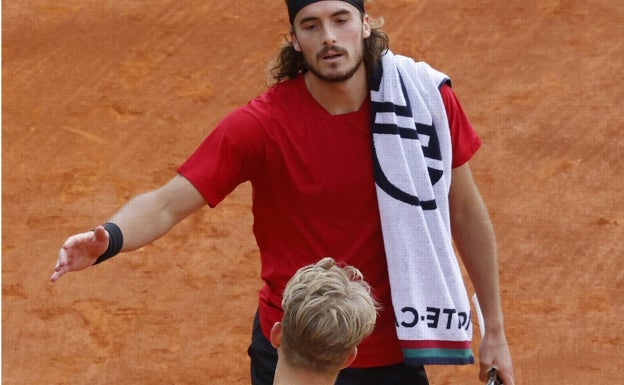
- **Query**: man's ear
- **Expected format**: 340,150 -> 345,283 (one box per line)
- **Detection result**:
362,14 -> 371,39
270,322 -> 283,349
291,30 -> 302,52
340,347 -> 358,369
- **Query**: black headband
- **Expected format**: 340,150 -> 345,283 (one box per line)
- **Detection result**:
287,0 -> 365,24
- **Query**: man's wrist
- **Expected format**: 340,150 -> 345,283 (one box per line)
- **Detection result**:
93,222 -> 124,265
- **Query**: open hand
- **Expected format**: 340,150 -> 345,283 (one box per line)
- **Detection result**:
50,226 -> 109,282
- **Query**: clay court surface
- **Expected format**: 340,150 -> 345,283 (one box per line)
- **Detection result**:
2,0 -> 623,383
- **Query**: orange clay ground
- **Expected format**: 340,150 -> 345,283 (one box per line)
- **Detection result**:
2,1 -> 623,384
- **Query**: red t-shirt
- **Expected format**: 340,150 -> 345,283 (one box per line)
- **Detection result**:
178,75 -> 480,367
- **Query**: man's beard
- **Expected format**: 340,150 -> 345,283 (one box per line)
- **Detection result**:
303,46 -> 364,83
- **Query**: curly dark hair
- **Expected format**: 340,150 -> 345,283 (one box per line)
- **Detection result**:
270,14 -> 389,84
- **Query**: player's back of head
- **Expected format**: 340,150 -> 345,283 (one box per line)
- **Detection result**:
280,257 -> 379,373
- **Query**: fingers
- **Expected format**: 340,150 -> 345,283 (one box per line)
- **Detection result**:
50,233 -> 86,282
482,367 -> 501,385
480,363 -> 514,385
50,246 -> 69,282
50,262 -> 66,282
51,229 -> 105,282
498,368 -> 515,385
50,269 -> 66,282
478,363 -> 490,382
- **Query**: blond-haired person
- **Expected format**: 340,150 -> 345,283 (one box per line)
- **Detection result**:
270,257 -> 378,385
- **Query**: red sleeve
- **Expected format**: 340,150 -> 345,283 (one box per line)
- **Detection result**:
177,107 -> 265,207
440,83 -> 481,168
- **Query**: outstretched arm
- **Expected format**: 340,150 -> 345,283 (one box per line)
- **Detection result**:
51,174 -> 206,282
449,163 -> 515,385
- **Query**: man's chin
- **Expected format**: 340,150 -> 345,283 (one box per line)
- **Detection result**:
308,65 -> 362,83
321,73 -> 356,83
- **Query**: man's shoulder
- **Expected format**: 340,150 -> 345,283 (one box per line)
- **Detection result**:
394,55 -> 450,88
247,76 -> 305,109
229,76 -> 307,128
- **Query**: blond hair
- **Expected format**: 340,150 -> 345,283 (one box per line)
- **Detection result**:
280,257 -> 379,373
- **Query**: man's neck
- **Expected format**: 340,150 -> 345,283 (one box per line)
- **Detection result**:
273,361 -> 337,385
303,67 -> 368,116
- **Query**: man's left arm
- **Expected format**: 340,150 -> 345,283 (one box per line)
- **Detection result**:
449,163 -> 515,385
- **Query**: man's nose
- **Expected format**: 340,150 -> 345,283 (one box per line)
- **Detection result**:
321,25 -> 337,46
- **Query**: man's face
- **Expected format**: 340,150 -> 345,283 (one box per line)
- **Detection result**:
291,1 -> 371,83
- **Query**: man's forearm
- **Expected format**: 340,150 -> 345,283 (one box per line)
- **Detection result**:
106,189 -> 179,252
449,165 -> 505,332
452,197 -> 505,333
105,175 -> 207,253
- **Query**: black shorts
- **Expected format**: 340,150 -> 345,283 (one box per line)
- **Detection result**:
247,311 -> 429,385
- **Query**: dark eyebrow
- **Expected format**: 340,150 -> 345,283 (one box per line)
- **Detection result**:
298,8 -> 352,26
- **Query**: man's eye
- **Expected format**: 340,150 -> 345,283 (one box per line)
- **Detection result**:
303,24 -> 317,31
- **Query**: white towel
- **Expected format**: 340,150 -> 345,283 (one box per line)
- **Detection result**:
370,51 -> 474,365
